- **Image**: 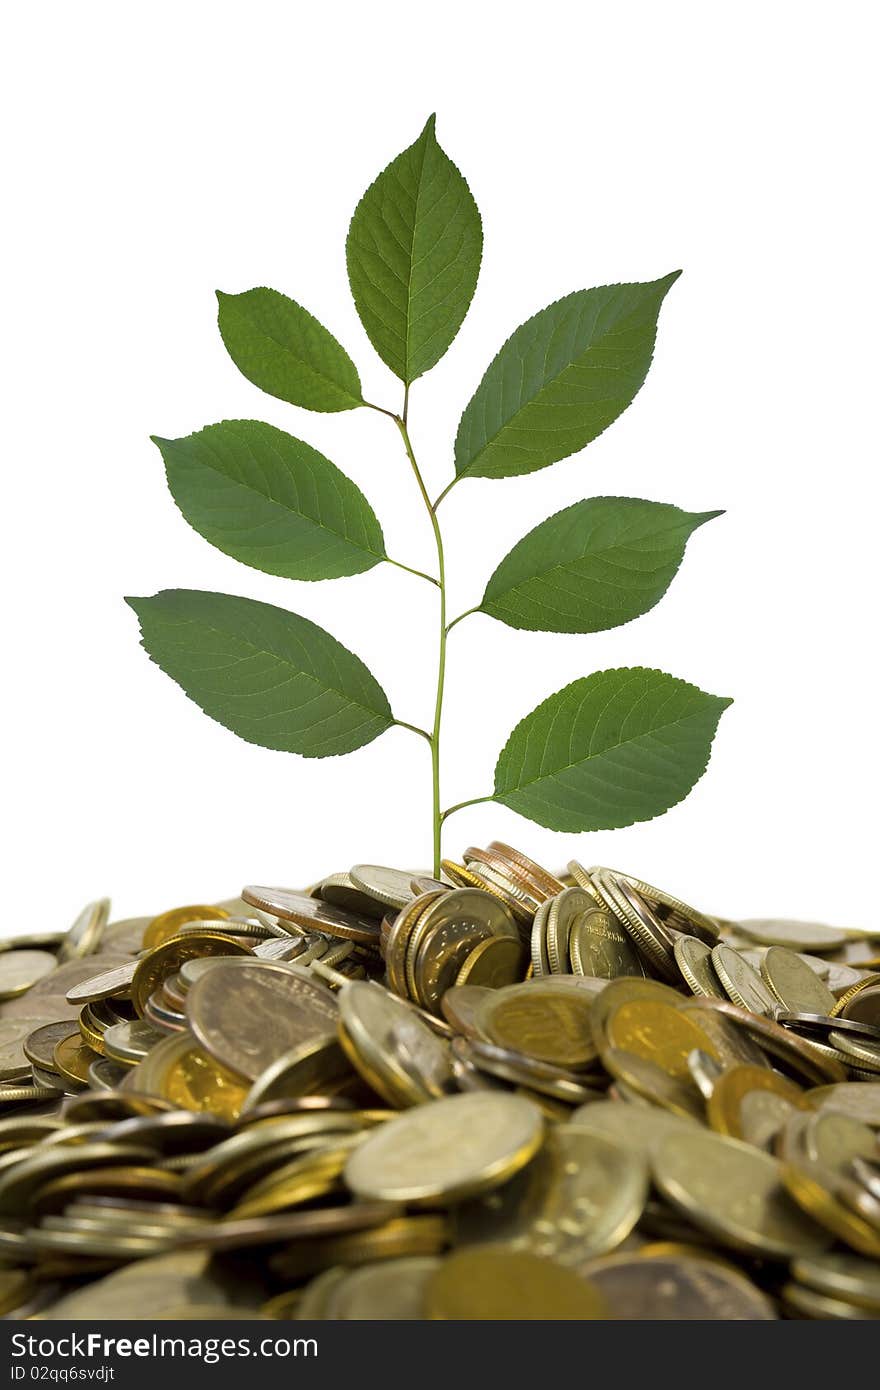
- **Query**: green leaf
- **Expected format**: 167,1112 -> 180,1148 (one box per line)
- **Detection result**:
455,274 -> 680,480
493,668 -> 731,831
126,590 -> 393,758
346,114 -> 482,384
154,420 -> 386,581
216,288 -> 363,412
480,497 -> 722,633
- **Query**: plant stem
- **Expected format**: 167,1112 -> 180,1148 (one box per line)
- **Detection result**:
386,556 -> 440,587
440,794 -> 494,824
394,719 -> 433,744
433,476 -> 459,509
446,606 -> 480,634
392,411 -> 447,876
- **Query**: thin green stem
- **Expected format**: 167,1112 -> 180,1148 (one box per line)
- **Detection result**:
394,719 -> 433,744
363,400 -> 400,422
433,476 -> 459,509
386,556 -> 440,587
440,795 -> 494,824
446,606 -> 480,635
392,412 -> 448,876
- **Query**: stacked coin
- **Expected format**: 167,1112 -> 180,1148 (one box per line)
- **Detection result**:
0,852 -> 878,1321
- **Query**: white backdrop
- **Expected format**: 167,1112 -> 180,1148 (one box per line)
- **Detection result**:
4,2 -> 877,934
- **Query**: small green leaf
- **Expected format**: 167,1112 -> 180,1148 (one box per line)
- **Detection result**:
480,498 -> 722,633
455,274 -> 680,480
217,288 -> 363,412
126,590 -> 393,758
493,667 -> 731,831
346,114 -> 482,384
154,420 -> 386,581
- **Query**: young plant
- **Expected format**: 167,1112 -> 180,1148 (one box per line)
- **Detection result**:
127,116 -> 731,878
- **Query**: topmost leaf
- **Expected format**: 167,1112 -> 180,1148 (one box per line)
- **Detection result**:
346,115 -> 482,385
217,287 -> 363,413
455,273 -> 680,480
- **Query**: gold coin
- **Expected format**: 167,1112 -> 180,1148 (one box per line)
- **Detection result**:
186,960 -> 339,1081
477,981 -> 596,1069
806,1082 -> 880,1126
231,1140 -> 357,1218
653,1127 -> 832,1259
440,985 -> 491,1039
680,997 -> 847,1085
711,944 -> 779,1016
570,1096 -> 700,1161
593,868 -> 720,945
77,1005 -> 106,1055
162,1045 -> 248,1122
59,899 -> 111,961
569,908 -> 647,980
131,933 -> 251,1017
543,888 -> 594,974
383,891 -> 446,998
439,859 -> 487,891
827,1029 -> 880,1071
344,1092 -> 543,1205
580,1252 -> 776,1319
144,905 -> 230,951
829,974 -> 880,1017
840,984 -> 880,1026
781,1155 -> 880,1259
464,847 -> 547,900
242,886 -> 380,945
348,864 -> 423,911
592,870 -> 677,980
102,1020 -> 164,1066
460,866 -> 537,925
53,1033 -> 99,1087
604,998 -> 721,1080
736,919 -> 850,952
673,936 -> 725,998
760,946 -> 837,1014
486,842 -> 565,897
791,1252 -> 880,1311
602,1048 -> 704,1120
455,1126 -> 647,1263
452,1035 -> 598,1105
242,1035 -> 352,1110
322,1256 -> 441,1320
454,935 -> 527,988
529,898 -> 553,976
317,872 -> 390,918
406,889 -> 519,1013
338,980 -> 452,1107
424,1247 -> 607,1320
22,1021 -> 78,1073
64,958 -> 138,1005
707,1064 -> 813,1147
782,1282 -> 879,1320
0,950 -> 58,1001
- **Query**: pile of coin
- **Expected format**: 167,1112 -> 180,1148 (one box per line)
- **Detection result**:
0,846 -> 879,1321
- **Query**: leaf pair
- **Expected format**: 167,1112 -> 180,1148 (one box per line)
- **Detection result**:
155,420 -> 718,633
127,589 -> 731,831
215,271 -> 680,485
215,113 -> 481,412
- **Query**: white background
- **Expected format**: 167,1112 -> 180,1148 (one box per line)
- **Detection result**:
3,2 -> 877,933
